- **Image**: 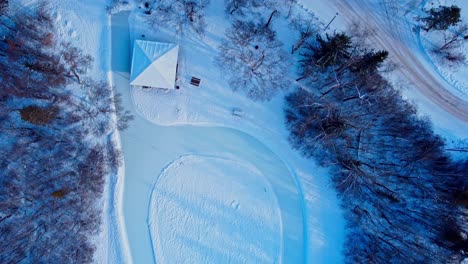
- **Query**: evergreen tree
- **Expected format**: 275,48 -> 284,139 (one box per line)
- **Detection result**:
299,32 -> 352,77
422,5 -> 461,31
289,26 -> 468,262
350,50 -> 388,74
297,33 -> 352,80
313,33 -> 352,68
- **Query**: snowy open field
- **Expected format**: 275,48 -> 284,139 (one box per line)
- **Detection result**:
13,0 -> 467,263
114,0 -> 467,261
149,156 -> 281,263
112,70 -> 307,263
110,2 -> 346,263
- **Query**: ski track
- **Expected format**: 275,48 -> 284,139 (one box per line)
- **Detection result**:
329,0 -> 468,122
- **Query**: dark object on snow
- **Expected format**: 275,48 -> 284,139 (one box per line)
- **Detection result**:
232,107 -> 244,117
20,105 -> 58,126
190,77 -> 201,86
51,189 -> 68,199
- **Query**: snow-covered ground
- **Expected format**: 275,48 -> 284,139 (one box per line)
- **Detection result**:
113,68 -> 308,263
148,156 -> 281,264
14,0 -> 467,263
13,1 -> 344,262
110,1 -> 345,263
117,0 -> 467,261
418,0 -> 468,99
15,0 -> 129,263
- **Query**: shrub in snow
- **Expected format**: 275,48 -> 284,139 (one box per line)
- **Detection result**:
217,19 -> 290,101
20,105 -> 58,126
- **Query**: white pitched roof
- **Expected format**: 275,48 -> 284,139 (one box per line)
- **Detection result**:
130,40 -> 179,89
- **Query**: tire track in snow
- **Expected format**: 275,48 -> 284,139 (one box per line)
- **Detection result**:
328,0 -> 468,122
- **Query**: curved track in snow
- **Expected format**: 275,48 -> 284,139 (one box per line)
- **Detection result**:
110,71 -> 306,263
148,155 -> 283,264
110,6 -> 346,263
328,0 -> 468,122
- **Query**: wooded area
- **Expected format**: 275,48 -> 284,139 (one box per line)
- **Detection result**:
0,3 -> 131,263
286,30 -> 468,262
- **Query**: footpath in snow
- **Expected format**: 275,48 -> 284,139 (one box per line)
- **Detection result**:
110,2 -> 345,264
20,0 -> 466,263
112,68 -> 304,263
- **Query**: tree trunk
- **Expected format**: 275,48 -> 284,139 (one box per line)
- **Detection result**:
265,10 -> 278,28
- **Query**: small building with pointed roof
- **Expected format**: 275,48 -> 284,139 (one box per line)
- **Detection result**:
130,40 -> 179,89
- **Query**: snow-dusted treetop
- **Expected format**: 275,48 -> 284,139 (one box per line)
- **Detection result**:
130,40 -> 179,89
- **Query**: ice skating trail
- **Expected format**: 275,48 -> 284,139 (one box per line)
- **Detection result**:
111,3 -> 345,263
115,69 -> 306,263
148,155 -> 282,264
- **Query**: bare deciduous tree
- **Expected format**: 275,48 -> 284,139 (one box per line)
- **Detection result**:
0,5 -> 131,263
224,0 -> 295,18
431,23 -> 468,65
0,0 -> 8,15
61,42 -> 93,83
286,29 -> 468,262
288,3 -> 318,54
217,19 -> 291,101
145,0 -> 210,36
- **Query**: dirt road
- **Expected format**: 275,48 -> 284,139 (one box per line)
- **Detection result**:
328,0 -> 468,122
